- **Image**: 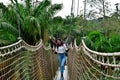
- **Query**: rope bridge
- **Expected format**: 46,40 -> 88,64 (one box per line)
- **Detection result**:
68,39 -> 120,80
1,38 -> 120,80
0,39 -> 58,80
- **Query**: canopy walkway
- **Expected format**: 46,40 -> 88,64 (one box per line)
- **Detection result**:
0,38 -> 120,80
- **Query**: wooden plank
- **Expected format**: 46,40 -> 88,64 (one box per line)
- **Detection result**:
54,66 -> 69,80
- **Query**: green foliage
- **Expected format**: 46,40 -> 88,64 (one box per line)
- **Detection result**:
0,20 -> 18,35
0,19 -> 18,46
109,34 -> 120,52
85,31 -> 105,51
0,0 -> 63,45
85,31 -> 120,52
0,29 -> 17,46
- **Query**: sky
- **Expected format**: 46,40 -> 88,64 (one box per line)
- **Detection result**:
0,0 -> 120,18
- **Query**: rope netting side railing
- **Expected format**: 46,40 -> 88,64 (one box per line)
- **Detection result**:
68,39 -> 120,80
0,39 -> 58,80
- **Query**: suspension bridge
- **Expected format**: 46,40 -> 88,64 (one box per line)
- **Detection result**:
0,38 -> 120,80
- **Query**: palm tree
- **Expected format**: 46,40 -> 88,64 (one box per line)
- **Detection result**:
36,0 -> 63,43
0,0 -> 62,45
10,0 -> 41,45
0,3 -> 19,46
12,0 -> 63,44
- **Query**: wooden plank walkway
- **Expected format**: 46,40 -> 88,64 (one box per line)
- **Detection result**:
53,66 -> 69,80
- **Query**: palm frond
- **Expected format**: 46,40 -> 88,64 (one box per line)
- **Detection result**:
48,4 -> 63,17
33,0 -> 51,16
0,21 -> 19,35
0,29 -> 17,46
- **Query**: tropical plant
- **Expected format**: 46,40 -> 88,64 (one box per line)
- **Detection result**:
85,31 -> 112,52
85,31 -> 120,52
0,4 -> 19,46
109,34 -> 120,52
27,0 -> 62,44
0,0 -> 63,45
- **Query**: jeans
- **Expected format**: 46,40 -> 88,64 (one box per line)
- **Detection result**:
58,53 -> 66,74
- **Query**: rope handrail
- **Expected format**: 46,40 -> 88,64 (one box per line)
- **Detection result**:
81,39 -> 120,67
0,40 -> 23,50
0,39 -> 43,57
0,39 -> 42,51
22,39 -> 43,51
82,46 -> 120,67
82,39 -> 120,56
23,39 -> 42,48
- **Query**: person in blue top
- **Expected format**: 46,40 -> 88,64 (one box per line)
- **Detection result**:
50,37 -> 69,79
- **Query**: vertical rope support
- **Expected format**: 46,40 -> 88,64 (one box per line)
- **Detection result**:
102,56 -> 104,63
113,56 -> 116,65
107,56 -> 110,64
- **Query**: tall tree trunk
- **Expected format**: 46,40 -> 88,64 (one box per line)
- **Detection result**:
84,0 -> 87,20
103,0 -> 106,19
115,3 -> 119,19
43,28 -> 48,44
77,0 -> 79,16
71,0 -> 75,18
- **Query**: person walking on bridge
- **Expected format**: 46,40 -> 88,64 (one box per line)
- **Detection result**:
50,37 -> 69,79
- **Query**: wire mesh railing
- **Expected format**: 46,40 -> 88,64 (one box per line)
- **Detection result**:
0,39 -> 58,80
67,39 -> 120,80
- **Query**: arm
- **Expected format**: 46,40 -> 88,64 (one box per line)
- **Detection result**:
63,44 -> 69,52
49,38 -> 58,54
49,37 -> 58,51
50,38 -> 57,46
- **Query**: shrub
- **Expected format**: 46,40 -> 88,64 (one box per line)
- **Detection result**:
109,34 -> 120,52
85,31 -> 114,52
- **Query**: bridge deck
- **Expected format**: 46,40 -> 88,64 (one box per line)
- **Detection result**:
54,66 -> 69,80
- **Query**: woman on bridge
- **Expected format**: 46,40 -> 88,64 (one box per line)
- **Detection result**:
50,37 -> 69,79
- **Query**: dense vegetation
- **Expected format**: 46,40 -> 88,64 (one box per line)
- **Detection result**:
84,18 -> 120,52
0,0 -> 62,45
85,31 -> 120,52
0,0 -> 120,53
